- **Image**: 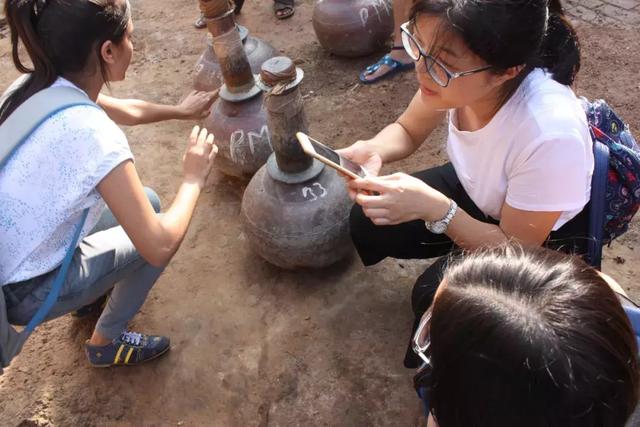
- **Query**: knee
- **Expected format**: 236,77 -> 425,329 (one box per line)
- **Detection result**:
144,187 -> 161,213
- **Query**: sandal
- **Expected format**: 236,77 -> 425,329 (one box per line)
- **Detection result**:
359,46 -> 415,85
274,0 -> 294,20
194,13 -> 206,29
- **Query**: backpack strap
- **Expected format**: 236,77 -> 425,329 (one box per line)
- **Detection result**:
586,140 -> 610,270
0,85 -> 97,168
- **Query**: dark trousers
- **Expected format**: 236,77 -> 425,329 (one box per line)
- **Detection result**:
349,163 -> 590,367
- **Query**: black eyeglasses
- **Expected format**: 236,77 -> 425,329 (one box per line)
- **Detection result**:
400,21 -> 493,88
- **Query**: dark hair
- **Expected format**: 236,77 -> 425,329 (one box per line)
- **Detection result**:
0,0 -> 130,124
410,0 -> 581,89
423,245 -> 638,427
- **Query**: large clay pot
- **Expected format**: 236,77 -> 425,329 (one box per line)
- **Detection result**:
242,165 -> 352,268
202,94 -> 271,179
194,26 -> 278,92
241,57 -> 352,269
312,0 -> 394,58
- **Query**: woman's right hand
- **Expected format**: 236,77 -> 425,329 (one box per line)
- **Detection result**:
183,125 -> 218,188
337,140 -> 383,177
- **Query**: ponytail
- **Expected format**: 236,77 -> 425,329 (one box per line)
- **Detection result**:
540,0 -> 581,86
0,0 -> 130,125
0,0 -> 57,124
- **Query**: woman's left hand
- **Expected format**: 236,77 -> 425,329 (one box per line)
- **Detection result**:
348,173 -> 451,226
178,90 -> 219,120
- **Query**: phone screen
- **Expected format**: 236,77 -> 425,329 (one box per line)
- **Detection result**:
309,138 -> 366,178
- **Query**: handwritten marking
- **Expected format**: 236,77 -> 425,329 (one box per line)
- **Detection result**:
359,8 -> 369,27
302,182 -> 329,202
229,130 -> 245,163
247,125 -> 271,155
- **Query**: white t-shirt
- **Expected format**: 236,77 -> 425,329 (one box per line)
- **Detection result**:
0,77 -> 132,285
447,68 -> 593,230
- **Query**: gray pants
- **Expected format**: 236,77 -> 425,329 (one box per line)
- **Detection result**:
3,188 -> 164,340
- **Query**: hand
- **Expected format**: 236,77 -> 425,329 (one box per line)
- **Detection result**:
348,173 -> 451,226
337,140 -> 383,177
177,90 -> 219,120
183,126 -> 218,188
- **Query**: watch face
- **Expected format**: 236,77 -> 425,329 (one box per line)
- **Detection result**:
429,221 -> 447,234
432,222 -> 447,234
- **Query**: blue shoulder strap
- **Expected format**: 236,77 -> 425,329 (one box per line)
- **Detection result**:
586,140 -> 610,269
1,82 -> 98,337
0,85 -> 97,168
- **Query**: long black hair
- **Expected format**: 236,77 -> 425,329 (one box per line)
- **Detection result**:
0,0 -> 130,124
410,0 -> 581,94
419,245 -> 639,427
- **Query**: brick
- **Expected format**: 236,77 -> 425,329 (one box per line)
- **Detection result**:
598,3 -> 640,25
578,0 -> 606,9
603,0 -> 638,10
571,4 -> 599,22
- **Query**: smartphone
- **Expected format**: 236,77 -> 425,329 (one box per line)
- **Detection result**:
296,132 -> 367,179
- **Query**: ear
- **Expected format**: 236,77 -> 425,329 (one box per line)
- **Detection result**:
491,65 -> 525,87
100,40 -> 116,65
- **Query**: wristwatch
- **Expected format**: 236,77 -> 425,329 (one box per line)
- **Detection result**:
425,199 -> 458,234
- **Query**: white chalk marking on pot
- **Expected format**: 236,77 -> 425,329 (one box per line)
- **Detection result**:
247,125 -> 271,155
313,182 -> 328,198
230,129 -> 245,163
360,8 -> 369,28
302,186 -> 318,202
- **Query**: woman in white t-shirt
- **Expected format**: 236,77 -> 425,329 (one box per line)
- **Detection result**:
339,0 -> 593,367
0,0 -> 217,367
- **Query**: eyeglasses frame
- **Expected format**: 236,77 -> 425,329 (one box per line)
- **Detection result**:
400,21 -> 493,88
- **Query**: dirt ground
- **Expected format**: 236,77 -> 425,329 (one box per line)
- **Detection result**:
1,0 -> 639,426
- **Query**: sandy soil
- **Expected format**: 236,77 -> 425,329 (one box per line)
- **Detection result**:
0,0 -> 639,426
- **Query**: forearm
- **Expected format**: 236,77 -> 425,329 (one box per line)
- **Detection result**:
366,122 -> 420,163
445,208 -> 509,250
98,94 -> 186,126
154,181 -> 202,265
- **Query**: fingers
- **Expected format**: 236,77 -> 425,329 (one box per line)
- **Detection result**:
348,176 -> 387,193
206,134 -> 218,161
208,89 -> 219,103
362,207 -> 392,226
355,192 -> 386,208
197,126 -> 209,146
190,125 -> 200,146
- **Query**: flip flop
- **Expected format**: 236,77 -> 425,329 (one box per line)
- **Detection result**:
359,47 -> 415,85
194,13 -> 206,29
274,0 -> 294,20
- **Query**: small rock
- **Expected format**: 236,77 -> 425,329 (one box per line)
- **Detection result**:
177,422 -> 185,426
614,256 -> 626,265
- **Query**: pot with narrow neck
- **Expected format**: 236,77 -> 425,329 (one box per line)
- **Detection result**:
194,25 -> 277,92
241,57 -> 353,269
198,2 -> 273,178
312,0 -> 394,58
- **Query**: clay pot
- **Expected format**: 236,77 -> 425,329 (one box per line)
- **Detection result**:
202,93 -> 271,179
241,57 -> 352,269
312,0 -> 394,58
194,26 -> 278,92
242,165 -> 353,268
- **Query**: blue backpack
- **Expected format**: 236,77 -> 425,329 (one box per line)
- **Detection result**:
583,99 -> 640,268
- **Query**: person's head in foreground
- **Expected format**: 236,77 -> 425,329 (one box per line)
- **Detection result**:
413,245 -> 639,427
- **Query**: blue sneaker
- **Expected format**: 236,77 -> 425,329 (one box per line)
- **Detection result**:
85,331 -> 170,367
